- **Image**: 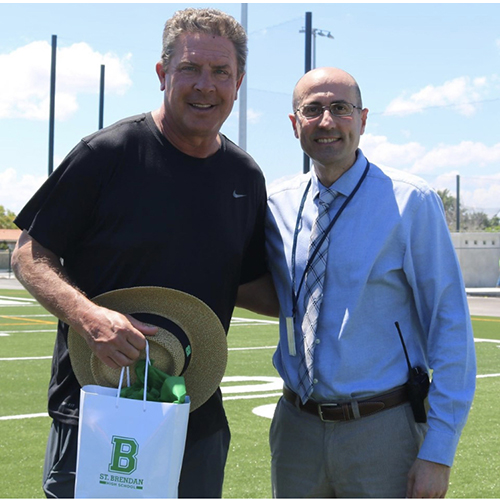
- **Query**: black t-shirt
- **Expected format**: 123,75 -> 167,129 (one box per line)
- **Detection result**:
15,113 -> 267,439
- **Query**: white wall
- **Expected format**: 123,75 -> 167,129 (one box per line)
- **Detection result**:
451,232 -> 500,287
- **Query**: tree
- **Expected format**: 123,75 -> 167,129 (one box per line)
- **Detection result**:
0,205 -> 17,229
0,205 -> 18,250
436,189 -> 469,231
437,189 -> 457,229
483,214 -> 500,232
436,190 -> 500,232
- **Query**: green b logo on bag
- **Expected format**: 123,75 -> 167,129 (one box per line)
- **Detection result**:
109,436 -> 139,474
98,435 -> 144,490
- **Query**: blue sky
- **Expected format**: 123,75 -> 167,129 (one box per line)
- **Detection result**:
1,2 -> 499,216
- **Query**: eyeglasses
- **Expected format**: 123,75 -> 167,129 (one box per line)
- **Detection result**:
295,101 -> 362,119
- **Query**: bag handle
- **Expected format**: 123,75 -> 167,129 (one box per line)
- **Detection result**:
116,340 -> 150,411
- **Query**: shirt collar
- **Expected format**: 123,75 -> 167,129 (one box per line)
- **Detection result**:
311,149 -> 367,200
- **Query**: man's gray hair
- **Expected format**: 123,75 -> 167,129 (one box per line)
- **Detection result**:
161,8 -> 248,77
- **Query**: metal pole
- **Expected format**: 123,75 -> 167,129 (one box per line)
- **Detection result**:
304,12 -> 312,74
99,64 -> 105,130
303,12 -> 312,173
312,31 -> 317,69
456,174 -> 460,232
238,3 -> 248,151
48,34 -> 57,176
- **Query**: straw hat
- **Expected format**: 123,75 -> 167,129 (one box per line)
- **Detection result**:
68,286 -> 227,412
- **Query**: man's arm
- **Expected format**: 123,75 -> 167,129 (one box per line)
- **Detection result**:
236,272 -> 280,318
12,230 -> 157,368
403,189 -> 475,497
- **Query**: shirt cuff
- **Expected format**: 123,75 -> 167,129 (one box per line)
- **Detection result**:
417,427 -> 461,467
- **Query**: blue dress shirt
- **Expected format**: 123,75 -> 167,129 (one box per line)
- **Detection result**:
265,149 -> 476,467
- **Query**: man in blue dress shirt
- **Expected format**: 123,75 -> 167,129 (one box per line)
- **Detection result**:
265,67 -> 476,498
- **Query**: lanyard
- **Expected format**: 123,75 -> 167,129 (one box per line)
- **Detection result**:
290,159 -> 370,320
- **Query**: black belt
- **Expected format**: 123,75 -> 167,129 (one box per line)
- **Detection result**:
283,385 -> 408,422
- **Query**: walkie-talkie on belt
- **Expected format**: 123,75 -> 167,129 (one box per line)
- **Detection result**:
394,322 -> 430,423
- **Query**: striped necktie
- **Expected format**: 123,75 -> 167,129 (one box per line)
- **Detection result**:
297,187 -> 337,403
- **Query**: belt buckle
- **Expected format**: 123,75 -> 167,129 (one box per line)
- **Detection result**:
318,403 -> 339,422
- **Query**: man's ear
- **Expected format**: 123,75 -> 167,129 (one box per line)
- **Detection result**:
289,113 -> 300,139
156,62 -> 166,91
360,108 -> 369,136
234,73 -> 245,101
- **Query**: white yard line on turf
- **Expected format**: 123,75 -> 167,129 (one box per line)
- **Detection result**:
0,295 -> 37,302
229,346 -> 275,351
0,356 -> 52,361
0,413 -> 48,421
0,330 -> 56,334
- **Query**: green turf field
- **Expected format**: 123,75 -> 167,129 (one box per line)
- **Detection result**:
0,288 -> 499,498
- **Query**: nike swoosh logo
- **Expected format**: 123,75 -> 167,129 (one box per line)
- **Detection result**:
233,190 -> 247,199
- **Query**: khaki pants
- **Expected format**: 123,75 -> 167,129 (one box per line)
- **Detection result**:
270,396 -> 427,498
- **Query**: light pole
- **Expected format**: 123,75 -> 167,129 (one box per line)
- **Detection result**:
312,29 -> 334,68
239,3 -> 248,151
300,14 -> 334,173
99,64 -> 105,130
299,27 -> 335,69
48,34 -> 57,176
301,13 -> 312,173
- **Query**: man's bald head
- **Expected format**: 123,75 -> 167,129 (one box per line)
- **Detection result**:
292,67 -> 362,112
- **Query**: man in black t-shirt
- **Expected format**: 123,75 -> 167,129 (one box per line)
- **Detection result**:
12,8 -> 277,498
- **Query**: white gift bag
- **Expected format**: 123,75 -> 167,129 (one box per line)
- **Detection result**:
75,343 -> 190,498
